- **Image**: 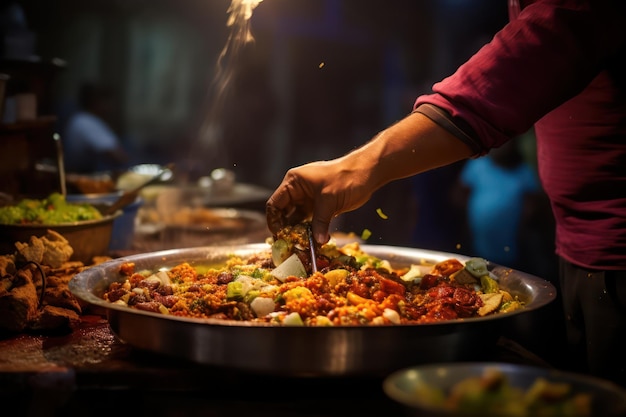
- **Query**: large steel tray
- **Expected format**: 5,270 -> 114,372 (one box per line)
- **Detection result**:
69,243 -> 557,377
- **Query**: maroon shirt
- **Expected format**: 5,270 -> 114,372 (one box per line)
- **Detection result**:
414,0 -> 626,269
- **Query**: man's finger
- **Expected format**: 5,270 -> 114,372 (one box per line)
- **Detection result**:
265,204 -> 285,235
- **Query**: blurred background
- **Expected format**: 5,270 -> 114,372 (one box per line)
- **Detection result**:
0,0 -> 557,278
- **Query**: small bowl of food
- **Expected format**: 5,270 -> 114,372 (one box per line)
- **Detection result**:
0,193 -> 121,264
383,362 -> 626,417
65,172 -> 117,195
65,192 -> 142,251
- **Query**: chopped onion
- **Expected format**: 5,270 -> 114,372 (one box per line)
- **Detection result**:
283,312 -> 304,326
250,297 -> 275,317
270,253 -> 307,282
383,308 -> 400,324
400,264 -> 432,282
236,275 -> 277,295
155,270 -> 171,285
143,275 -> 162,286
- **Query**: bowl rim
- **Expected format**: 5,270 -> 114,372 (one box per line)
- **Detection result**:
0,210 -> 122,228
383,361 -> 626,415
65,191 -> 125,199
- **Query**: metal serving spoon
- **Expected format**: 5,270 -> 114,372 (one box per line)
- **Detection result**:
307,222 -> 318,274
104,164 -> 174,216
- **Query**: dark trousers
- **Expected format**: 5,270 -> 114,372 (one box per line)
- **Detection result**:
559,257 -> 626,386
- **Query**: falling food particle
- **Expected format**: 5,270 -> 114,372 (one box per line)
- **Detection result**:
456,243 -> 461,250
194,0 -> 264,157
376,208 -> 388,220
361,229 -> 372,240
319,62 -> 325,69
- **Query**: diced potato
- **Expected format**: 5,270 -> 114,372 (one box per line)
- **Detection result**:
324,268 -> 350,286
250,296 -> 275,317
282,286 -> 313,302
313,315 -> 333,326
270,253 -> 307,282
401,264 -> 433,282
347,291 -> 369,305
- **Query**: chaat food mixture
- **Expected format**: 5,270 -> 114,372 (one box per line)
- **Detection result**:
102,223 -> 524,326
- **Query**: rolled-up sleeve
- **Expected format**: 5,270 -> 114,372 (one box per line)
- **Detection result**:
414,0 -> 626,154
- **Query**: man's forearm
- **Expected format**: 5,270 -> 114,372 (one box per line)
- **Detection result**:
343,111 -> 474,192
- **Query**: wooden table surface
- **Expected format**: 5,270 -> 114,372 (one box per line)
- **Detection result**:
1,310 -> 553,417
0,314 -> 406,417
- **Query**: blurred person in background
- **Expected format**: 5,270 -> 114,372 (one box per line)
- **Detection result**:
62,82 -> 130,173
266,0 -> 626,386
456,138 -> 541,270
454,135 -> 566,368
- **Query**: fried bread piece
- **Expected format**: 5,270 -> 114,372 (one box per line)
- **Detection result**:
0,255 -> 17,278
0,256 -> 18,297
43,285 -> 82,314
15,236 -> 45,264
478,292 -> 504,316
14,230 -> 73,268
1,231 -> 109,333
0,269 -> 39,332
41,230 -> 73,268
30,305 -> 81,331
